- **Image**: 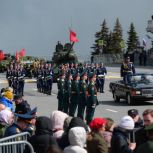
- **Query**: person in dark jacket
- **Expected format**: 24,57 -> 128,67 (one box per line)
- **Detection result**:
14,95 -> 31,114
135,109 -> 153,150
24,116 -> 58,153
111,116 -> 136,153
136,123 -> 153,153
127,109 -> 143,128
58,117 -> 88,150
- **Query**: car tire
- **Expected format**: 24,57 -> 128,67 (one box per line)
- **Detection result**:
127,94 -> 134,105
113,91 -> 120,103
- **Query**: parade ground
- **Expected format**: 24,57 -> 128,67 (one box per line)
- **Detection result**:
0,66 -> 153,123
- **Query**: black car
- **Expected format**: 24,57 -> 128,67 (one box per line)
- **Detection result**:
109,73 -> 153,105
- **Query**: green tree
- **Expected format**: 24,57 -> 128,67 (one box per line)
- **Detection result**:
127,23 -> 138,52
111,18 -> 123,53
91,19 -> 109,55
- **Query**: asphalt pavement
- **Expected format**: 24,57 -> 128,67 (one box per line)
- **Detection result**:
0,66 -> 153,124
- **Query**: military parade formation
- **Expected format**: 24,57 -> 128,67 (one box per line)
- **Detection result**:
5,57 -> 137,123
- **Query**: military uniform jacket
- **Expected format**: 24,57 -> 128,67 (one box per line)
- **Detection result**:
36,69 -> 44,79
44,68 -> 53,80
120,62 -> 135,77
96,67 -> 107,78
71,80 -> 80,96
79,80 -> 88,100
5,123 -> 21,137
57,79 -> 65,97
6,69 -> 14,79
87,81 -> 98,107
65,80 -> 71,97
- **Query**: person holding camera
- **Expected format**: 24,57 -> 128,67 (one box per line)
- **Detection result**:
111,116 -> 136,153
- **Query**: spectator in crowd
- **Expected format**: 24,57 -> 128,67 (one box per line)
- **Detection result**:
0,97 -> 14,112
136,123 -> 153,153
14,95 -> 31,114
101,118 -> 115,153
63,116 -> 73,132
50,110 -> 68,140
64,127 -> 87,153
5,113 -> 34,137
135,109 -> 153,149
59,117 -> 88,150
0,109 -> 14,138
0,98 -> 6,111
24,116 -> 58,153
46,145 -> 63,153
111,116 -> 136,153
1,91 -> 14,111
87,118 -> 108,153
128,109 -> 143,128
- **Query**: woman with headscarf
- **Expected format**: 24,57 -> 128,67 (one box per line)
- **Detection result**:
50,110 -> 68,140
64,127 -> 87,153
58,117 -> 88,150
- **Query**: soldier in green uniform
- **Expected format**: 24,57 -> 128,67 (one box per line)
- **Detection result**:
86,72 -> 99,124
69,72 -> 80,117
64,72 -> 72,114
77,71 -> 88,120
57,72 -> 65,111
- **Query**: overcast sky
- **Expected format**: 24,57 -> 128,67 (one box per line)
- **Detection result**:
0,0 -> 152,60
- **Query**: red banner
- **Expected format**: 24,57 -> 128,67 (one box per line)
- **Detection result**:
70,30 -> 78,43
0,50 -> 5,61
19,48 -> 25,57
16,51 -> 19,61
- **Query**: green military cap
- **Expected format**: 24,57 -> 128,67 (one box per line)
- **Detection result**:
80,70 -> 87,78
145,123 -> 153,131
88,72 -> 96,79
66,71 -> 72,78
73,72 -> 80,79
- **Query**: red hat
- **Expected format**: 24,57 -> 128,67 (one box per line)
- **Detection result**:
89,118 -> 107,130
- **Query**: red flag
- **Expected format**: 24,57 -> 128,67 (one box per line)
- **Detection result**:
16,51 -> 19,61
0,50 -> 5,61
19,48 -> 25,57
70,30 -> 78,43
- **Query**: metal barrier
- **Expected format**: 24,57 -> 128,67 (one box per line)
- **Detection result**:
0,132 -> 34,153
0,132 -> 30,143
0,141 -> 34,153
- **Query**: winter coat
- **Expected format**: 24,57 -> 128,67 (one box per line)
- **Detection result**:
136,140 -> 153,153
64,127 -> 87,153
58,117 -> 88,150
50,110 -> 68,139
24,116 -> 58,153
87,131 -> 108,153
111,127 -> 133,153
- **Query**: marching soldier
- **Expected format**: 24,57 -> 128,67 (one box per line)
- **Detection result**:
36,64 -> 44,92
19,65 -> 26,96
77,71 -> 88,120
86,72 -> 99,124
57,72 -> 65,111
120,56 -> 135,84
6,64 -> 14,87
64,72 -> 72,114
69,72 -> 80,117
96,63 -> 107,93
44,63 -> 53,95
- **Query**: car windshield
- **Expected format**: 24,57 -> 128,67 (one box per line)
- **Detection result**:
130,74 -> 153,84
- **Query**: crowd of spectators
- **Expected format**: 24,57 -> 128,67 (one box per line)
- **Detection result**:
1,87 -> 153,153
